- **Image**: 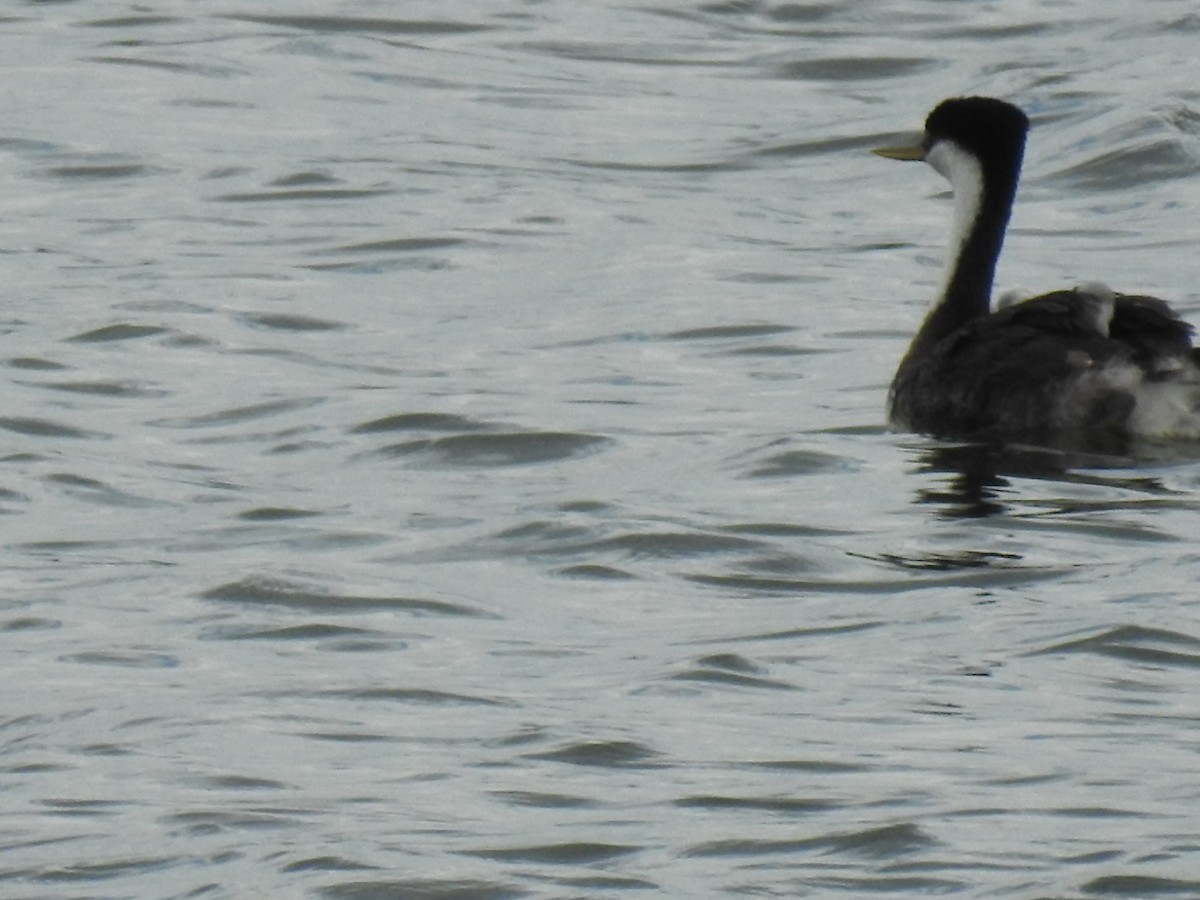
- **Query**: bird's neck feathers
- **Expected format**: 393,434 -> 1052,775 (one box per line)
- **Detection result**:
912,139 -> 1021,349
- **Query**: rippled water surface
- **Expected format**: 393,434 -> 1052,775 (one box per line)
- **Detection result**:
5,2 -> 1200,897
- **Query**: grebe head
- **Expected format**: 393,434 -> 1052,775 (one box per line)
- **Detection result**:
875,97 -> 1029,177
874,98 -> 1031,314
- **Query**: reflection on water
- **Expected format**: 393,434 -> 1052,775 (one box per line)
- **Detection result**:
914,440 -> 1199,518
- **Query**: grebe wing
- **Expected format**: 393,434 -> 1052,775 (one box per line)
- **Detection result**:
986,284 -> 1117,338
980,287 -> 1195,366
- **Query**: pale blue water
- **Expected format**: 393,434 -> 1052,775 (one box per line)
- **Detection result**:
3,2 -> 1200,898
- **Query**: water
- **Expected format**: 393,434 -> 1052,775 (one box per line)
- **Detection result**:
3,2 -> 1200,897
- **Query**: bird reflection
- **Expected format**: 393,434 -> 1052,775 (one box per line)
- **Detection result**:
912,441 -> 1178,518
914,443 -> 1013,517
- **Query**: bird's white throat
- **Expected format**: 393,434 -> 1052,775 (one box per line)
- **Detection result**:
925,139 -> 985,304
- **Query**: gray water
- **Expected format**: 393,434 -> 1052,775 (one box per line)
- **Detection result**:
4,2 -> 1200,898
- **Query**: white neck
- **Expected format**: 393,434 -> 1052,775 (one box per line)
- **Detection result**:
925,139 -> 986,304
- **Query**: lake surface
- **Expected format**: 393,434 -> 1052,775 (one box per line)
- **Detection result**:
4,2 -> 1200,897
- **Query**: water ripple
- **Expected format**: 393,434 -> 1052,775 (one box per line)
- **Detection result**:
1082,875 -> 1200,896
375,431 -> 611,467
771,55 -> 940,81
223,14 -> 497,36
1052,137 -> 1200,191
675,794 -> 837,814
0,417 -> 106,439
1031,625 -> 1200,667
151,397 -> 323,429
350,412 -> 490,434
466,842 -> 639,864
686,822 -> 935,859
526,740 -> 663,769
200,577 -> 495,618
319,880 -> 527,899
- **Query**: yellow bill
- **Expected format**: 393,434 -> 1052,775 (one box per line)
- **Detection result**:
872,141 -> 926,161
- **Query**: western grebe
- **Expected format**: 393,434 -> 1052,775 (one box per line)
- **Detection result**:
875,96 -> 1200,449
